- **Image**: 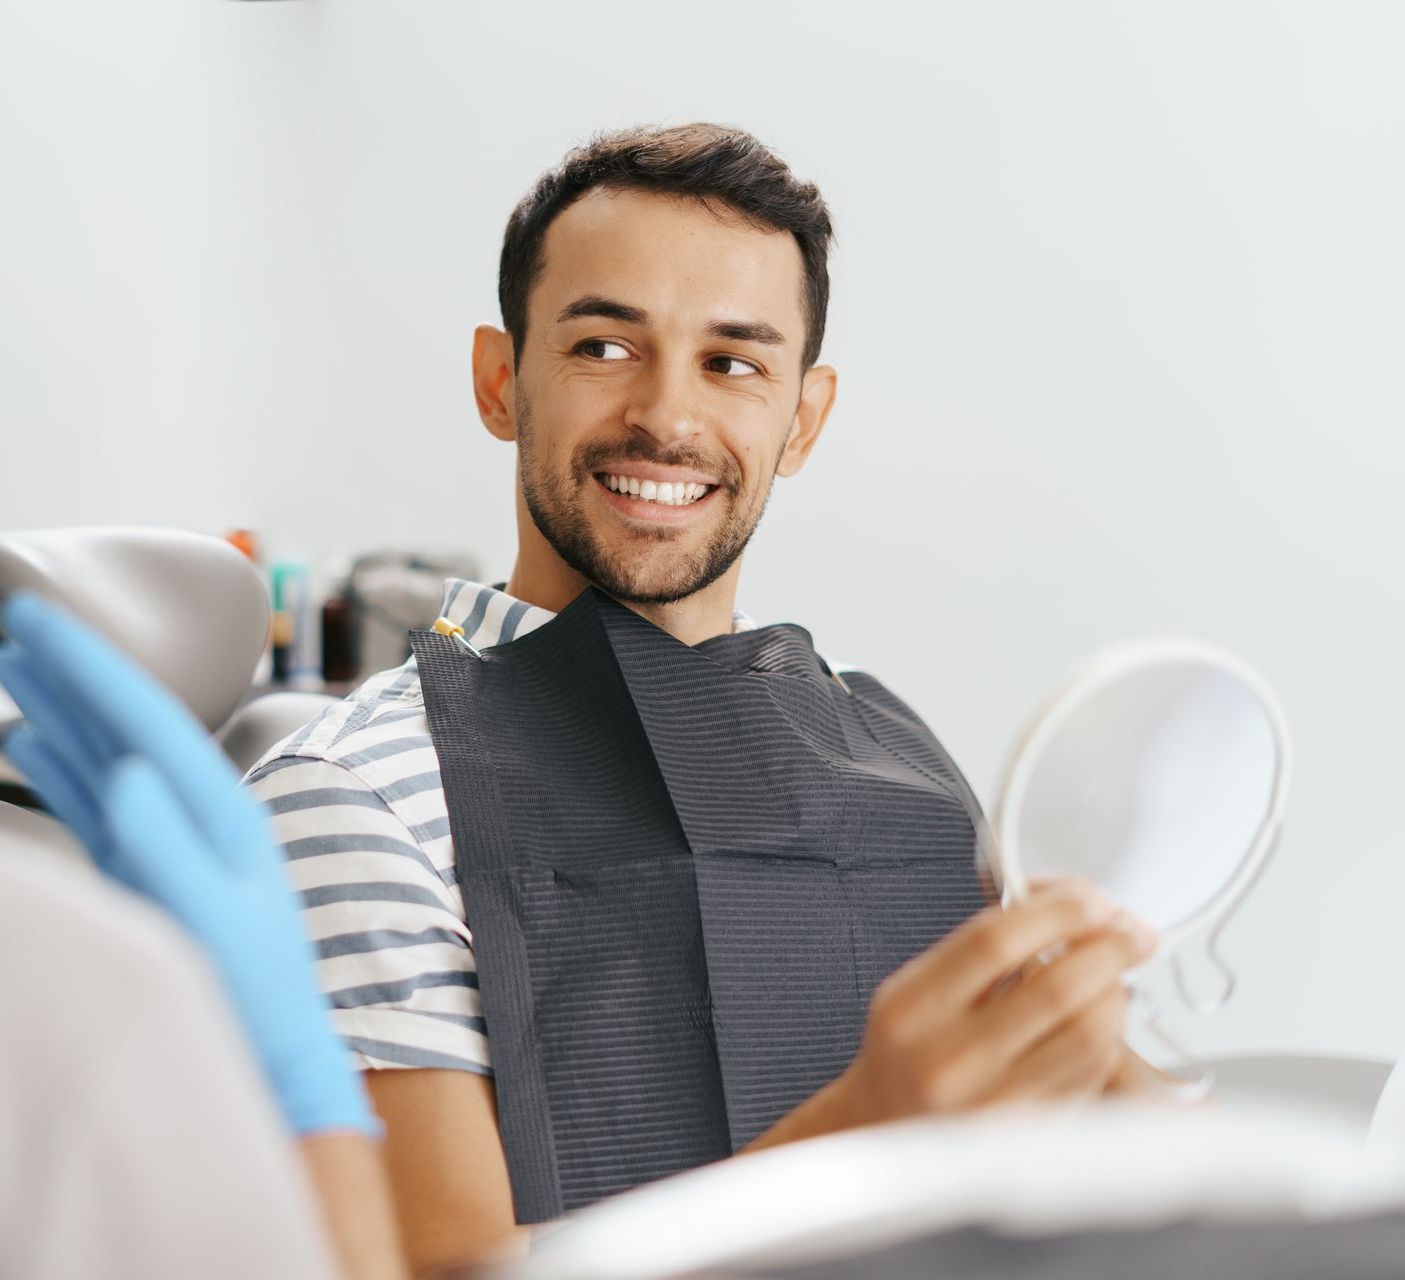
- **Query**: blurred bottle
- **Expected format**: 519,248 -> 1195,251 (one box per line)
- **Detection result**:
269,561 -> 318,688
320,558 -> 360,684
225,528 -> 260,562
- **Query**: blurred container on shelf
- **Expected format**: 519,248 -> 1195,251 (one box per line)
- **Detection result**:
320,558 -> 359,684
224,528 -> 259,562
348,549 -> 480,678
225,530 -> 479,692
269,561 -> 319,688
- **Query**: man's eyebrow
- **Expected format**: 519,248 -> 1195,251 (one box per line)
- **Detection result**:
555,295 -> 648,325
555,295 -> 788,347
705,318 -> 786,347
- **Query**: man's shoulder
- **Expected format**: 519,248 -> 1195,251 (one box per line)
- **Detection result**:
806,649 -> 933,734
243,655 -> 433,791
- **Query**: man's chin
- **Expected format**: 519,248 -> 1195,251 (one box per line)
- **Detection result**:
590,564 -> 713,606
526,492 -> 749,606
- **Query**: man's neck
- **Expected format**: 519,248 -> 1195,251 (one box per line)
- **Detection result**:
504,528 -> 743,647
624,578 -> 742,647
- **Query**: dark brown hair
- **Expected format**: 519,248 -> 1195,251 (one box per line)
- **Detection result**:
499,123 -> 834,370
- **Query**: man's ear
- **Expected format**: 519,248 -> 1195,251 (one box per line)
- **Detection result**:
473,325 -> 517,442
776,364 -> 838,478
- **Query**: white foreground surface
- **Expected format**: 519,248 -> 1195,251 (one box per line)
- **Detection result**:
510,1102 -> 1405,1280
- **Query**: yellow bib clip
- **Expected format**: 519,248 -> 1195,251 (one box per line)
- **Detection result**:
432,616 -> 481,656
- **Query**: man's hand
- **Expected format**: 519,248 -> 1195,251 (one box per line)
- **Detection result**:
839,881 -> 1155,1121
750,881 -> 1156,1151
838,881 -> 1155,1122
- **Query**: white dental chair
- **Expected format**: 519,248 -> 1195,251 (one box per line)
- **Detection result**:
0,526 -> 338,847
1186,1050 -> 1394,1133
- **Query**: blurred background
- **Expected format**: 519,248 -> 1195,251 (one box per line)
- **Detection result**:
2,1 -> 1402,1064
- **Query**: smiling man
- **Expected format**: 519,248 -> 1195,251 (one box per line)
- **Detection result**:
244,124 -> 1156,1272
486,150 -> 834,639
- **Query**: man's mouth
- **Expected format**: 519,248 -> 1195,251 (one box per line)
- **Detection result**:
594,472 -> 717,509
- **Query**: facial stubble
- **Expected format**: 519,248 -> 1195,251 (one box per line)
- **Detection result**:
515,390 -> 785,605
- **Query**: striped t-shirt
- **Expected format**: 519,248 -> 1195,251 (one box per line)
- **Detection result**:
242,579 -> 761,1075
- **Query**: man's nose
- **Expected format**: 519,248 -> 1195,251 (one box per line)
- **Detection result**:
622,359 -> 702,447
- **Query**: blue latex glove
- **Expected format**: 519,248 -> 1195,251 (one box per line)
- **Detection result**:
0,590 -> 379,1139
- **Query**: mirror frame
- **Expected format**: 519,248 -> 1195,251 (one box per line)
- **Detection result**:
993,638 -> 1293,956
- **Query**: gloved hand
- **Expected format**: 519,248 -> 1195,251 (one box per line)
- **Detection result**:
0,590 -> 379,1139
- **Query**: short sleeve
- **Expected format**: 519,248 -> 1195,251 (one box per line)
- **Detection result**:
244,754 -> 492,1074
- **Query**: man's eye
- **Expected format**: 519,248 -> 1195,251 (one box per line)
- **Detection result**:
706,355 -> 760,377
576,339 -> 631,361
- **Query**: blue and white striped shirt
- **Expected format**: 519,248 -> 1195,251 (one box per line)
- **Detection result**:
243,579 -> 760,1075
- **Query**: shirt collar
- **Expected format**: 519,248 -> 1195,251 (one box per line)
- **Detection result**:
436,578 -> 757,651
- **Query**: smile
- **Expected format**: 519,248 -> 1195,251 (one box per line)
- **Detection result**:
592,472 -> 720,524
597,473 -> 715,507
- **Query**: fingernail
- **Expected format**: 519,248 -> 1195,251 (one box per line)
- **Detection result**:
1080,888 -> 1119,928
1114,911 -> 1159,957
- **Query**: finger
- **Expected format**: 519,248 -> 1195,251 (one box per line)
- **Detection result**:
3,725 -> 112,862
1,593 -> 265,857
976,918 -> 1155,1067
0,646 -> 118,779
980,986 -> 1128,1105
102,756 -> 221,923
880,879 -> 1121,1021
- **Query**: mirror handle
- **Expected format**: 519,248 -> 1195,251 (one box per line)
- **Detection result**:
1170,924 -> 1238,1015
1131,988 -> 1217,1103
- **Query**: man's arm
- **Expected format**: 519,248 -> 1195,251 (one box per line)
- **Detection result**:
364,1071 -> 521,1274
298,1135 -> 411,1280
245,752 -> 514,1269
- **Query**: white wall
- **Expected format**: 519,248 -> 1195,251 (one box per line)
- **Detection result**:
3,1 -> 1403,1061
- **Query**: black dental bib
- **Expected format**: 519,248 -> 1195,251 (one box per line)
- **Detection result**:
410,588 -> 989,1223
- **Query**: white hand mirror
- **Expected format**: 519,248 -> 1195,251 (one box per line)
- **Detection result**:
991,639 -> 1291,1015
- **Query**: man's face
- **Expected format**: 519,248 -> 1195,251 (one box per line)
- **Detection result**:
511,188 -> 813,604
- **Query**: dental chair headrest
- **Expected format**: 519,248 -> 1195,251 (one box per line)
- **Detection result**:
0,800 -> 86,864
0,526 -> 269,734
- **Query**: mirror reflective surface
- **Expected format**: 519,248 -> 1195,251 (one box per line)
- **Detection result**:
994,641 -> 1291,951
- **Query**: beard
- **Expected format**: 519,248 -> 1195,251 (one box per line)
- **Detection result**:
516,391 -> 779,605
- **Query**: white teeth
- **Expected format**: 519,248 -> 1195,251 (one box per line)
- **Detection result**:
602,474 -> 712,506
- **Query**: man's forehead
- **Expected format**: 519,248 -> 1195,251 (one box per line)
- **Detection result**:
534,187 -> 806,335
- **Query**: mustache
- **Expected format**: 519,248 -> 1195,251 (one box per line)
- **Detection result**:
573,437 -> 742,493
